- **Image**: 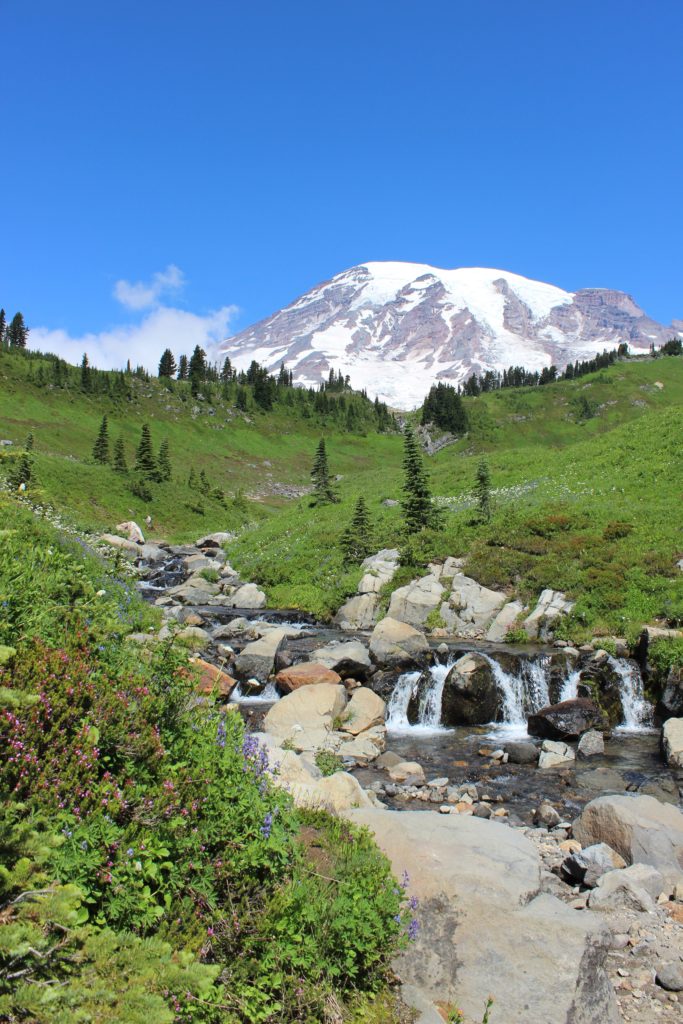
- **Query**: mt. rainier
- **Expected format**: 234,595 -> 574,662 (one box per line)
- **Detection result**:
219,261 -> 681,408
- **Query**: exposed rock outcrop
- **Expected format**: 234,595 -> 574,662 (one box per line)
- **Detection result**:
369,617 -> 429,670
527,698 -> 608,741
441,653 -> 500,725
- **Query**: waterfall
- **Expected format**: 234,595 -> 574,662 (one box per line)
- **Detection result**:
418,661 -> 453,729
385,671 -> 421,731
231,681 -> 280,704
480,653 -> 551,730
559,669 -> 581,703
609,656 -> 652,731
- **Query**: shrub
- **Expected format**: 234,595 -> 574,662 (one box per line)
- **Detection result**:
314,749 -> 345,776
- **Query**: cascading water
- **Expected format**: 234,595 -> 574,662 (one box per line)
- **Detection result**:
385,664 -> 455,734
480,653 -> 552,732
385,671 -> 421,731
609,656 -> 652,731
231,681 -> 280,704
559,669 -> 581,703
418,661 -> 454,729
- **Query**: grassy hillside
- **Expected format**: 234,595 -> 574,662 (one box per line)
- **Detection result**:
1,348 -> 682,640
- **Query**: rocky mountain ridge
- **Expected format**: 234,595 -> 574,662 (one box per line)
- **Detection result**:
220,261 -> 682,407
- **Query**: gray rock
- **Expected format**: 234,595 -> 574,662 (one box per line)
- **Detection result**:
223,582 -> 267,609
638,777 -> 680,805
441,653 -> 501,725
656,963 -> 683,992
587,863 -> 665,913
538,739 -> 575,768
561,843 -> 627,887
505,740 -> 539,765
573,794 -> 683,884
376,751 -> 403,769
387,574 -> 444,628
233,628 -> 289,683
662,717 -> 683,768
196,532 -> 233,547
311,640 -> 371,679
485,600 -> 527,642
534,801 -> 561,828
369,617 -> 429,669
439,573 -> 507,637
578,729 -> 605,757
334,593 -> 379,630
346,809 -> 619,1024
528,698 -> 607,741
578,767 -> 626,793
523,589 -> 574,641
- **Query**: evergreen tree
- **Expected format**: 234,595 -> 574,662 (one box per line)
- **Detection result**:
0,308 -> 6,348
188,466 -> 198,489
157,438 -> 172,481
158,348 -> 177,378
188,345 -> 207,395
80,353 -> 91,391
220,356 -> 234,382
113,436 -> 128,473
7,312 -> 28,349
199,469 -> 211,495
24,432 -> 34,452
92,416 -> 110,464
235,386 -> 248,412
475,459 -> 492,523
401,424 -> 441,533
177,354 -> 189,380
8,451 -> 33,488
310,438 -> 338,504
134,423 -> 158,480
341,496 -> 374,563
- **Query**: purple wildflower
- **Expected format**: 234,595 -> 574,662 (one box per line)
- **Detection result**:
408,894 -> 419,911
260,812 -> 273,839
408,918 -> 419,941
216,719 -> 226,748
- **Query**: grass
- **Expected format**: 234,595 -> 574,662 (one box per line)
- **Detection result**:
1,348 -> 682,639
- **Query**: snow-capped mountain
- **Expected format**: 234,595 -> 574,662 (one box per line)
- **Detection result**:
219,262 -> 681,408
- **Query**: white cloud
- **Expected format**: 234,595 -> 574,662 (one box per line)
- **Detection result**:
30,304 -> 240,373
113,264 -> 185,310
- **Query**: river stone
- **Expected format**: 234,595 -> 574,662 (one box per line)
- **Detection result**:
139,543 -> 166,563
196,531 -> 233,548
369,617 -> 429,669
662,717 -> 683,768
310,640 -> 371,679
233,628 -> 289,682
333,593 -> 379,630
656,963 -> 683,992
577,767 -> 626,793
387,574 -> 444,628
100,533 -> 140,557
587,863 -> 665,913
182,553 -> 222,573
638,777 -> 680,805
376,751 -> 404,769
578,729 -> 605,757
441,653 -> 500,726
189,658 -> 237,698
534,801 -> 561,828
263,683 -> 347,744
527,698 -> 607,741
659,665 -> 683,719
341,687 -> 385,734
176,625 -> 211,647
275,662 -> 342,693
388,761 -> 425,784
538,739 -> 575,769
573,794 -> 683,884
522,589 -> 574,641
115,519 -> 145,543
505,740 -> 539,765
561,843 -> 627,887
345,809 -> 619,1024
287,771 -> 374,813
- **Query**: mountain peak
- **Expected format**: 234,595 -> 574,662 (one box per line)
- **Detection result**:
220,261 -> 678,408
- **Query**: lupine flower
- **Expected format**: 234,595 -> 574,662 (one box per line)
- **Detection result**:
216,719 -> 226,748
260,812 -> 273,839
408,918 -> 419,941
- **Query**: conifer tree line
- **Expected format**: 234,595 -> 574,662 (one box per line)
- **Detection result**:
0,309 -> 29,349
89,420 -> 172,484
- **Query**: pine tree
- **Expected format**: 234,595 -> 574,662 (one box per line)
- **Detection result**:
235,387 -> 248,412
158,348 -> 177,378
134,423 -> 158,480
199,469 -> 211,495
341,496 -> 374,563
157,438 -> 171,481
220,356 -> 234,382
475,459 -> 492,523
310,438 -> 338,504
113,436 -> 128,473
24,432 -> 34,452
8,451 -> 33,488
92,416 -> 110,464
80,353 -> 91,391
7,312 -> 28,349
0,309 -> 6,348
177,354 -> 189,380
188,345 -> 207,395
188,466 -> 198,489
401,424 -> 441,533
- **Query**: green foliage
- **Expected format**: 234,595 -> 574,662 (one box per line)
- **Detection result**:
113,434 -> 128,472
504,627 -> 530,644
425,608 -> 446,631
92,414 -> 110,464
421,381 -> 468,433
157,437 -> 172,481
401,424 -> 441,533
135,422 -> 158,480
314,749 -> 345,776
475,459 -> 492,523
199,567 -> 220,583
648,637 -> 683,675
311,437 -> 338,504
341,495 -> 374,563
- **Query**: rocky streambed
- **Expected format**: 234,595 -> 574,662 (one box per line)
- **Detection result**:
111,527 -> 683,1024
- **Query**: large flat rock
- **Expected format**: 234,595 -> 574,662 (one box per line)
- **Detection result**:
347,809 -> 619,1024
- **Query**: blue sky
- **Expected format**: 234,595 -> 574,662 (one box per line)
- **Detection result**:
2,0 -> 682,369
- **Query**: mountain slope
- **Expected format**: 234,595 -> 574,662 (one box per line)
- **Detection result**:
220,262 -> 681,407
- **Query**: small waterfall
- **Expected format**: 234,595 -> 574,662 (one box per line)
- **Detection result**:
609,656 -> 652,731
559,669 -> 581,703
481,653 -> 552,730
385,671 -> 421,730
231,681 -> 280,704
418,661 -> 453,729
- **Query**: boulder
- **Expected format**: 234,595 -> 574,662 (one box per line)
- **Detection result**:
341,687 -> 386,734
263,683 -> 347,746
441,653 -> 501,725
139,543 -> 166,563
176,626 -> 210,647
189,658 -> 237,698
656,963 -> 683,992
527,698 -> 607,741
587,863 -> 665,913
522,589 -> 574,640
439,574 -> 507,637
287,772 -> 374,813
388,761 -> 425,784
505,740 -> 539,765
387,574 -> 444,628
233,628 -> 289,683
577,729 -> 605,757
573,794 -> 683,884
369,617 -> 428,669
376,751 -> 404,769
335,728 -> 386,763
333,594 -> 379,630
659,665 -> 683,720
275,662 -> 342,693
346,809 -> 619,1024
538,739 -> 575,769
577,652 -> 643,727
485,600 -> 527,642
196,532 -> 233,547
310,640 -> 371,679
534,801 -> 561,829
182,553 -> 221,573
115,520 -> 144,544
223,582 -> 267,610
100,533 -> 140,557
357,549 -> 400,594
561,843 -> 627,887
662,717 -> 683,768
577,767 -> 626,793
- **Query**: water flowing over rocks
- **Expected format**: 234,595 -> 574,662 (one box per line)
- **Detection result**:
441,653 -> 501,725
528,697 -> 609,741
